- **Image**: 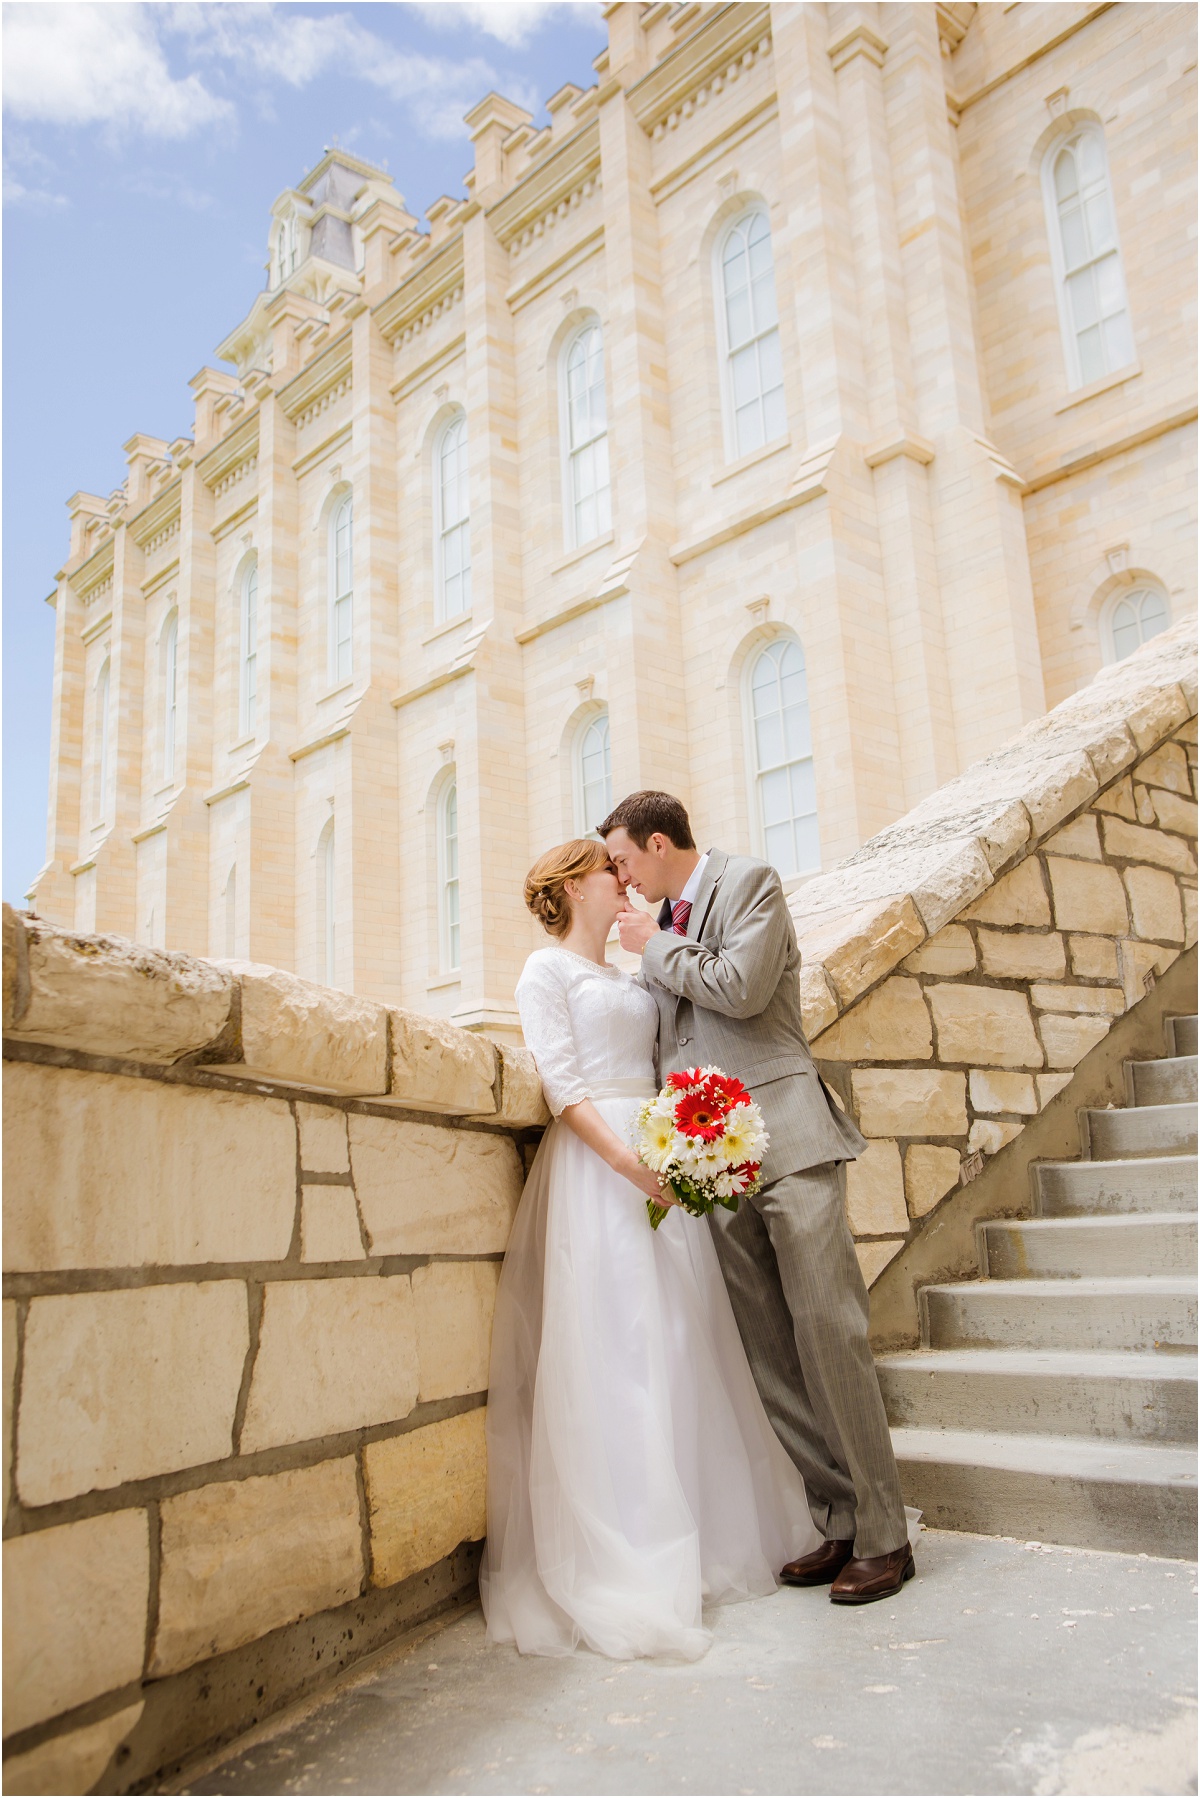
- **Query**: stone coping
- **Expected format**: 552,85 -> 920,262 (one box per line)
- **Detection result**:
789,618 -> 1198,1032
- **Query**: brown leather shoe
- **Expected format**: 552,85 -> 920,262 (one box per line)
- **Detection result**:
829,1542 -> 915,1605
779,1538 -> 855,1587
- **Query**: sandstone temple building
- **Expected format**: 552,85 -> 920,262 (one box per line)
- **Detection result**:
28,1 -> 1196,1041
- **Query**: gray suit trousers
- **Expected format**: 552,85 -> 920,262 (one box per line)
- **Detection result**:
709,1161 -> 908,1559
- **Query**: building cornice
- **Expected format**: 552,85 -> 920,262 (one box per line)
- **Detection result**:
127,483 -> 182,551
373,240 -> 465,346
278,328 -> 354,423
1019,404 -> 1198,497
954,3 -> 1113,114
625,3 -> 771,135
198,415 -> 260,494
72,541 -> 115,602
669,438 -> 841,565
486,118 -> 601,249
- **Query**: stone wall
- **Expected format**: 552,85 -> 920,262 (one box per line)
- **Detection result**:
1,945 -> 548,1795
792,618 -> 1197,1300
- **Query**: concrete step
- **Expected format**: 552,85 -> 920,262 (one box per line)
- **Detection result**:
1169,1015 -> 1198,1057
878,1348 -> 1197,1443
982,1212 -> 1197,1279
1131,1055 -> 1198,1107
921,1276 -> 1197,1352
1086,1102 -> 1197,1161
892,1427 -> 1197,1559
1036,1154 -> 1198,1216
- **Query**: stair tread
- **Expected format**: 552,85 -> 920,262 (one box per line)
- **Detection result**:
986,1212 -> 1197,1231
924,1275 -> 1197,1298
878,1347 -> 1199,1378
891,1427 -> 1198,1483
1042,1153 -> 1198,1173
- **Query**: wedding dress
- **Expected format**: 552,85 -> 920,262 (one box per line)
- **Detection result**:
480,945 -> 822,1661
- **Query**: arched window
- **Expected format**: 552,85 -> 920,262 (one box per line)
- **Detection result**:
329,494 -> 353,683
562,323 -> 611,548
92,657 -> 110,825
717,208 -> 786,460
748,638 -> 819,877
435,415 -> 471,620
319,821 -> 336,986
224,864 -> 237,959
162,612 -> 178,784
439,780 -> 460,971
240,561 -> 258,737
275,214 -> 300,287
576,712 -> 612,836
1104,585 -> 1170,663
1044,127 -> 1134,389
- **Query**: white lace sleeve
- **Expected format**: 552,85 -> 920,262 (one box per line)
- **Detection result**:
516,954 -> 591,1117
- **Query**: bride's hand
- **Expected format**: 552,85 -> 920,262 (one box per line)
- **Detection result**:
622,1154 -> 678,1205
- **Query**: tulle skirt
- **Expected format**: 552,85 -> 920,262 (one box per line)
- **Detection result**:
480,1083 -> 822,1661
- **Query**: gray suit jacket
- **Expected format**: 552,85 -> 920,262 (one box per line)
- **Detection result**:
640,849 -> 866,1181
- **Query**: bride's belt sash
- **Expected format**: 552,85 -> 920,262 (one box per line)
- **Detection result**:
588,1078 -> 658,1101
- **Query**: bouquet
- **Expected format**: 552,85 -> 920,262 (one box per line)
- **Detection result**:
633,1066 -> 769,1231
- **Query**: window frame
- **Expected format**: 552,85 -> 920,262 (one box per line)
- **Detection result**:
438,777 -> 461,973
92,655 -> 111,827
1042,123 -> 1135,393
558,320 -> 612,553
713,204 -> 788,464
240,560 -> 258,738
328,492 -> 353,686
162,611 -> 178,785
1101,583 -> 1171,665
573,709 -> 613,838
434,412 -> 472,624
743,635 -> 821,880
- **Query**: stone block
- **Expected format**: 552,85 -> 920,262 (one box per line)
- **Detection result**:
1135,741 -> 1192,794
1037,1072 -> 1074,1104
412,1261 -> 501,1402
1184,885 -> 1198,951
297,1102 -> 349,1173
3,1510 -> 149,1734
968,1119 -> 1022,1156
968,1071 -> 1037,1115
811,978 -> 931,1063
364,1408 -> 487,1589
1022,752 -> 1099,838
1134,784 -> 1158,824
151,1458 -> 363,1676
221,963 -> 388,1095
1117,938 -> 1180,1008
349,1114 -> 523,1255
301,1185 -> 365,1262
1123,866 -> 1185,944
1043,814 -> 1101,860
2,1702 -> 144,1797
1069,935 -> 1119,980
494,1046 -> 552,1127
1100,817 -> 1195,875
902,924 -> 976,976
17,1283 -> 248,1506
240,1275 -> 419,1454
961,858 -> 1050,927
1125,682 -> 1191,754
4,917 -> 232,1063
851,1070 -> 967,1138
2,903 -> 29,1030
904,1145 -> 961,1218
1177,719 -> 1199,745
387,1008 -> 497,1115
1039,1014 -> 1110,1069
1030,983 -> 1126,1015
1046,857 -> 1129,935
798,963 -> 840,1039
4,1299 -> 15,1513
844,1140 -> 907,1236
3,1063 -> 296,1272
793,895 -> 926,1007
1092,776 -> 1137,820
929,986 -> 1043,1069
977,929 -> 1066,981
1149,791 -> 1197,838
855,1240 -> 904,1288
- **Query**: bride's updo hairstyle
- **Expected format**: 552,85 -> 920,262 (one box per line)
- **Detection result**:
524,839 -> 612,939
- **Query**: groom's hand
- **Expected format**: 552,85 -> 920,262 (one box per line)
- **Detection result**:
617,907 -> 659,954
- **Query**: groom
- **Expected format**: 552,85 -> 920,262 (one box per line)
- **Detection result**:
601,790 -> 913,1605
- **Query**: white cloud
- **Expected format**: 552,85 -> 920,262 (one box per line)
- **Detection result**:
416,1 -> 601,50
2,2 -> 232,136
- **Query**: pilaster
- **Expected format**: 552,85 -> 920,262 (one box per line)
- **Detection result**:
27,579 -> 85,922
90,523 -> 143,937
161,460 -> 216,956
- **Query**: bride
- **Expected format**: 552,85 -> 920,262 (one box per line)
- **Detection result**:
480,838 -> 821,1661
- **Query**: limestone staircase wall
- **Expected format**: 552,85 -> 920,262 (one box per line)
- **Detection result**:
1,933 -> 550,1797
787,618 -> 1197,1309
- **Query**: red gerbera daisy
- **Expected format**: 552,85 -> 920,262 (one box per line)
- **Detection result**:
667,1068 -> 703,1092
674,1091 -> 726,1140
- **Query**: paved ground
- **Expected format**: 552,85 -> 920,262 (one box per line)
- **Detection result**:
174,1531 -> 1197,1798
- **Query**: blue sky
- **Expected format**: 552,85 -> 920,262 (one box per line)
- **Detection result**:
3,0 -> 608,907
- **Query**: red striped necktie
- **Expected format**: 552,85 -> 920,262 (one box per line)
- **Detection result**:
670,900 -> 693,936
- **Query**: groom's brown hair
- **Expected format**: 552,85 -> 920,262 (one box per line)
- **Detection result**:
599,791 -> 696,851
